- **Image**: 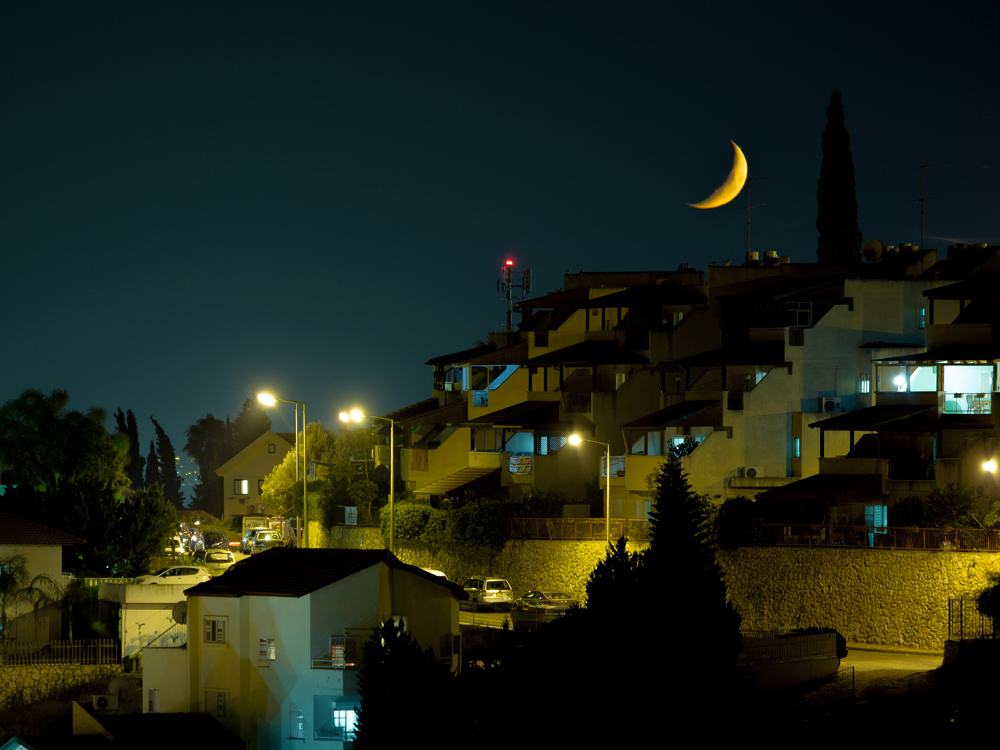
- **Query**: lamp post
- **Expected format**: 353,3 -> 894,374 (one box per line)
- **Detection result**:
340,409 -> 395,555
258,393 -> 308,549
569,434 -> 611,551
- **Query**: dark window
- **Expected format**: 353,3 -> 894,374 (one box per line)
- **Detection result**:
789,328 -> 805,346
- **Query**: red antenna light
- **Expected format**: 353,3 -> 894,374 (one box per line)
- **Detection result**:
505,259 -> 514,266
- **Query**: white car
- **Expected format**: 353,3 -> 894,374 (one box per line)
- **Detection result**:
136,566 -> 212,586
193,549 -> 236,576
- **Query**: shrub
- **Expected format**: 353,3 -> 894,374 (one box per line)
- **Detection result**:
888,496 -> 925,527
714,495 -> 760,550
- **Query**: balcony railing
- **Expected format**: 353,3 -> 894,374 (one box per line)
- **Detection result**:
312,635 -> 361,669
755,524 -> 1000,551
601,456 -> 625,478
0,639 -> 120,666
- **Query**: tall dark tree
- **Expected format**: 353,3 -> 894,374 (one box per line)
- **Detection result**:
151,417 -> 184,510
184,415 -> 230,516
144,440 -> 161,489
0,389 -> 172,576
816,89 -> 863,264
231,397 -> 271,455
648,458 -> 742,672
114,407 -> 145,489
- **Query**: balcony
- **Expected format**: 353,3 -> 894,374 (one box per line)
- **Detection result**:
312,635 -> 361,669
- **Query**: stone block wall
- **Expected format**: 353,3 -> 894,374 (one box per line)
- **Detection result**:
0,664 -> 122,709
328,525 -> 647,602
720,547 -> 1000,650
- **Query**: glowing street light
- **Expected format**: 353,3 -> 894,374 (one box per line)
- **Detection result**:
340,409 -> 395,555
258,392 -> 309,549
984,460 -> 997,473
569,434 -> 612,551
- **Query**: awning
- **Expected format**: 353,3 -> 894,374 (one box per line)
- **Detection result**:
754,473 -> 885,502
874,347 -> 1000,364
525,340 -> 648,366
394,399 -> 469,427
622,400 -> 722,429
466,401 -> 563,427
415,468 -> 501,496
672,341 -> 788,368
808,405 -> 937,432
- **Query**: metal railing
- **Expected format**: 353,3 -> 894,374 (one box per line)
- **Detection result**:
0,638 -> 120,665
506,517 -> 649,541
756,524 -> 1000,551
948,598 -> 1000,640
737,629 -> 838,666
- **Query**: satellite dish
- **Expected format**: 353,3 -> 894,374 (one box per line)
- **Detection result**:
863,238 -> 883,263
108,676 -> 131,700
171,601 -> 188,625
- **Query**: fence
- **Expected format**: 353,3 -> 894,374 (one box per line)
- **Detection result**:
756,524 -> 1000,551
0,639 -> 120,666
948,598 -> 1000,641
506,517 -> 649,541
737,629 -> 839,667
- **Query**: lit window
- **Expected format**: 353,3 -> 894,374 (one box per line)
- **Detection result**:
204,617 -> 227,644
918,307 -> 926,330
234,479 -> 248,495
858,373 -> 871,394
793,437 -> 801,459
260,637 -> 276,660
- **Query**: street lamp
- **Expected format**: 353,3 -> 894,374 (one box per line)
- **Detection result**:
569,434 -> 612,551
258,392 -> 308,549
340,409 -> 395,555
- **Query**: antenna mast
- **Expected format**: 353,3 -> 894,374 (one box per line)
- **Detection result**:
497,259 -> 531,332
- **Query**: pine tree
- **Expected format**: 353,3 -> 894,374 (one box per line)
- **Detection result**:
151,417 -> 184,510
816,89 -> 863,264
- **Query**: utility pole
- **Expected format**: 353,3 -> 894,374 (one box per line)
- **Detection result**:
497,259 -> 531,332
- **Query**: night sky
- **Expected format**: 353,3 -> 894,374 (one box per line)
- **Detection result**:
3,1 -> 998,473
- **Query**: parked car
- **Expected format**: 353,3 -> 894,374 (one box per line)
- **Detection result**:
250,530 -> 285,554
165,536 -> 185,556
241,527 -> 268,554
193,549 -> 236,576
512,590 -> 579,612
135,566 -> 212,586
187,529 -> 205,552
461,576 -> 514,610
202,531 -> 229,550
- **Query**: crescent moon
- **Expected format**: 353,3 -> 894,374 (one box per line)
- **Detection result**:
687,141 -> 748,209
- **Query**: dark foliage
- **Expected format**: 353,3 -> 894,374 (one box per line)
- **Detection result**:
184,414 -> 230,515
382,499 -> 508,549
816,89 -> 863,264
924,483 -> 977,528
144,440 -> 160,489
355,617 -> 454,748
114,408 -> 146,489
888,495 -> 926,527
715,494 -> 762,549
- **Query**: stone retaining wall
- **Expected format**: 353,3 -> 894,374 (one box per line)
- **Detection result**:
328,525 -> 647,602
0,664 -> 123,709
721,547 -> 1000,650
329,526 -> 999,649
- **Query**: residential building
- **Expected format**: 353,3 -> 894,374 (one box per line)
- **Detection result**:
143,548 -> 463,749
386,249 -> 943,517
0,511 -> 85,642
216,431 -> 294,521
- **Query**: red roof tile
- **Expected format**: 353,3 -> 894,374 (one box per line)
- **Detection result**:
0,511 -> 86,546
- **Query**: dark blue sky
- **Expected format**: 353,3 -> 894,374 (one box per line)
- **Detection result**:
3,0 -> 998,467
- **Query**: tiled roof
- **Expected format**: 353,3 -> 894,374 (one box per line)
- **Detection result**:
0,511 -> 86,546
185,548 -> 467,600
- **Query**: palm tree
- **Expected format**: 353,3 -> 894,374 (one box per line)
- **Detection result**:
58,578 -> 102,644
0,553 -> 59,643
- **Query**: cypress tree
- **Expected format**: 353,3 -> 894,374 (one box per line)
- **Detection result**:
144,440 -> 161,492
816,89 -> 863,264
151,417 -> 185,510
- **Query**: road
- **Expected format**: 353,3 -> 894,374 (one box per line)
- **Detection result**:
841,647 -> 942,700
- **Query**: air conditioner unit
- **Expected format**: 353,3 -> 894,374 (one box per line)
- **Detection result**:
819,397 -> 841,413
742,466 -> 764,479
92,694 -> 118,710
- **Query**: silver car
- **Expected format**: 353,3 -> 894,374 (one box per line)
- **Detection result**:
193,549 -> 236,576
461,576 -> 514,611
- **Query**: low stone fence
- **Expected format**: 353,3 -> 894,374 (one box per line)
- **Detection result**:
0,663 -> 123,709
